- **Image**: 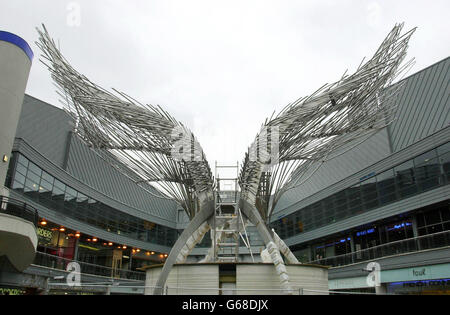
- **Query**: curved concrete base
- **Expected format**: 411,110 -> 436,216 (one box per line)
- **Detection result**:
0,213 -> 37,272
142,262 -> 329,295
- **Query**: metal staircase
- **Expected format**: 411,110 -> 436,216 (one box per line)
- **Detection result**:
213,162 -> 241,262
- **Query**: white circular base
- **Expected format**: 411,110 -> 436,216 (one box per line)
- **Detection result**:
142,262 -> 329,295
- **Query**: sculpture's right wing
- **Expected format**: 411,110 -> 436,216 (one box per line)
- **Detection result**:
239,23 -> 416,222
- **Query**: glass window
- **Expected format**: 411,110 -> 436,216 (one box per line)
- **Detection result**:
377,169 -> 397,205
312,202 -> 324,228
347,184 -> 362,214
65,186 -> 77,200
323,197 -> 335,223
17,154 -> 29,167
14,172 -> 26,185
24,178 -> 39,192
6,155 -> 196,248
414,149 -> 440,191
76,193 -> 88,204
52,179 -> 66,202
26,171 -> 41,185
39,179 -> 53,193
53,179 -> 65,191
15,163 -> 28,177
414,149 -> 436,166
28,161 -> 42,177
41,171 -> 54,184
334,190 -> 349,219
12,180 -> 24,191
425,210 -> 442,226
439,151 -> 450,182
394,160 -> 417,197
442,207 -> 450,231
386,221 -> 409,243
361,177 -> 378,210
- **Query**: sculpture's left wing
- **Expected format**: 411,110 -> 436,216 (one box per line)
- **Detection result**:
36,25 -> 214,219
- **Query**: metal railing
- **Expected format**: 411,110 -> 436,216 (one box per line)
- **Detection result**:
0,195 -> 39,227
308,229 -> 450,267
33,251 -> 146,281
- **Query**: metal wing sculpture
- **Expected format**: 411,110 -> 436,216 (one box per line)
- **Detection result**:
36,25 -> 217,294
37,22 -> 415,295
238,23 -> 415,293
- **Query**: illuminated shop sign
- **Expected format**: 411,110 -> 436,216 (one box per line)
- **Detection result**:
359,172 -> 376,181
356,228 -> 375,237
0,287 -> 26,295
37,227 -> 53,241
391,279 -> 450,288
387,222 -> 412,231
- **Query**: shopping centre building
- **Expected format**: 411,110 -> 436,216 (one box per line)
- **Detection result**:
0,30 -> 449,295
269,56 -> 450,294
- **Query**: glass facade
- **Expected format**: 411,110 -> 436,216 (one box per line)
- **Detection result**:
271,142 -> 450,240
7,152 -> 178,247
292,201 -> 450,266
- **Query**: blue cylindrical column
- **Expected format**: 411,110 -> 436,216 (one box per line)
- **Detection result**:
0,31 -> 33,190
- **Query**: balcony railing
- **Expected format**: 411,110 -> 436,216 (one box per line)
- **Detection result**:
0,195 -> 39,227
308,230 -> 450,267
33,251 -> 146,281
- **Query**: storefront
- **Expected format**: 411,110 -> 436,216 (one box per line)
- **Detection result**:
387,278 -> 450,295
329,262 -> 450,295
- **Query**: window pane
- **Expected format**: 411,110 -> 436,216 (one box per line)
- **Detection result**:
414,150 -> 438,166
414,151 -> 441,191
361,177 -> 378,210
14,172 -> 26,185
18,154 -> 29,167
65,186 -> 77,200
12,180 -> 24,191
347,185 -> 362,214
377,169 -> 396,204
41,171 -> 54,184
439,152 -> 450,182
425,210 -> 441,226
15,163 -> 28,177
77,193 -> 88,203
28,161 -> 42,177
323,197 -> 335,223
24,178 -> 39,192
39,179 -> 53,192
26,171 -> 41,185
394,160 -> 417,197
52,179 -> 65,203
53,179 -> 66,193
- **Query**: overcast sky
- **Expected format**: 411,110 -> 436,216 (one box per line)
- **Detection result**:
1,0 -> 449,172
